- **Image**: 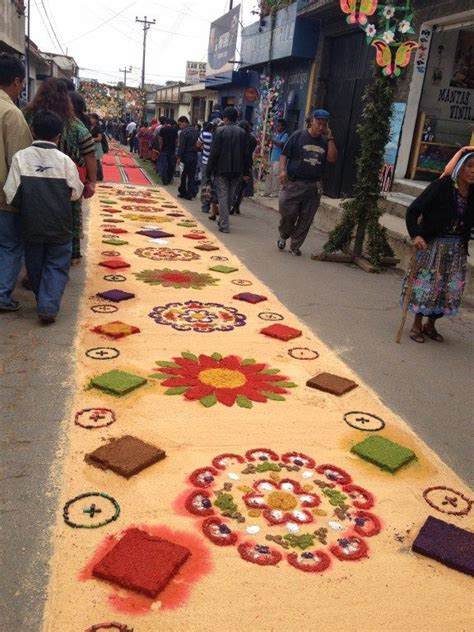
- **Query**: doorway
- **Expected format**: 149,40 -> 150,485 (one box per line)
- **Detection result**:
323,30 -> 374,198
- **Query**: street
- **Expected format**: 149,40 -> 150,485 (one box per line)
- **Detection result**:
1,184 -> 472,631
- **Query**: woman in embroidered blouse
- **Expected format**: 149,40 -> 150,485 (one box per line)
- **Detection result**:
401,151 -> 474,343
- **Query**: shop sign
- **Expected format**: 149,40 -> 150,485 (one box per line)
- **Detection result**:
186,61 -> 207,85
244,87 -> 259,102
207,5 -> 241,76
241,4 -> 318,68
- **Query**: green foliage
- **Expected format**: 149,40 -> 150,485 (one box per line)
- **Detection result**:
214,493 -> 238,513
323,74 -> 396,268
284,533 -> 316,550
257,0 -> 294,17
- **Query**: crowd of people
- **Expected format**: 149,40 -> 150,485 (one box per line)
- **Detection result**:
0,52 -> 473,341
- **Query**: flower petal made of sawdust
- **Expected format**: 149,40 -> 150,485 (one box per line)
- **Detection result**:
198,354 -> 219,369
165,387 -> 188,395
257,383 -> 288,395
240,363 -> 268,375
251,373 -> 290,382
161,377 -> 199,388
220,355 -> 242,370
200,393 -> 218,408
185,384 -> 215,400
261,391 -> 286,401
239,386 -> 268,403
215,388 -> 238,407
236,395 -> 253,409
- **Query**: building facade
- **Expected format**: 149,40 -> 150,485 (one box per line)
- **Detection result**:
154,83 -> 191,121
0,0 -> 25,55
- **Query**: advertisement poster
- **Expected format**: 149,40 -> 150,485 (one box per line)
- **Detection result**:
207,5 -> 240,76
450,30 -> 474,89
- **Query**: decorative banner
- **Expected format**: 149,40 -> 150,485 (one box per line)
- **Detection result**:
207,5 -> 241,76
185,61 -> 207,85
339,1 -> 418,78
244,87 -> 260,103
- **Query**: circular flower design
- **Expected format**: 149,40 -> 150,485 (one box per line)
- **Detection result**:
133,268 -> 219,289
135,247 -> 200,262
181,450 -> 381,573
149,353 -> 296,408
121,204 -> 163,213
382,30 -> 395,44
149,301 -> 247,333
383,5 -> 395,19
398,19 -> 412,34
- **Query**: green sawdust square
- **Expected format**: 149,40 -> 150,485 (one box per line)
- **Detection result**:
90,370 -> 147,396
102,238 -> 129,246
351,435 -> 416,473
209,265 -> 238,274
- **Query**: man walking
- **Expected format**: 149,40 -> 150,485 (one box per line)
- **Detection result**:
0,54 -> 33,312
263,118 -> 288,198
176,116 -> 199,200
206,107 -> 250,233
197,121 -> 215,213
277,109 -> 337,256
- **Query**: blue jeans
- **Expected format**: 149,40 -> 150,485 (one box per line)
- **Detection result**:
0,210 -> 23,305
24,241 -> 72,316
214,176 -> 241,231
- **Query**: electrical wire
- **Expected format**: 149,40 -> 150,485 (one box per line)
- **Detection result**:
39,0 -> 65,53
65,1 -> 138,45
32,2 -> 58,51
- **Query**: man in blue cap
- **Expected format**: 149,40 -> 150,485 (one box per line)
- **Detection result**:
277,109 -> 338,255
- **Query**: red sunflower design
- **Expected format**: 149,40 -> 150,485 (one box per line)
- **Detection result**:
149,352 -> 297,408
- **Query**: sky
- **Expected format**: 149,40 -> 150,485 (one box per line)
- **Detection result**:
29,0 -> 256,87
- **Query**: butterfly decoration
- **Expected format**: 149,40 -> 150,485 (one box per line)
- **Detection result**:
371,40 -> 418,77
339,0 -> 378,25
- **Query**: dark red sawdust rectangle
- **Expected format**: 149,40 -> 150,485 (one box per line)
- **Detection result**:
412,516 -> 474,576
93,528 -> 191,597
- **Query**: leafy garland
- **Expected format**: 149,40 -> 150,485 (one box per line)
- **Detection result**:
254,75 -> 285,180
324,1 -> 416,267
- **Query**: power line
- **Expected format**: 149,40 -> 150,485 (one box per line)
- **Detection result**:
65,1 -> 138,45
32,2 -> 58,51
39,0 -> 65,53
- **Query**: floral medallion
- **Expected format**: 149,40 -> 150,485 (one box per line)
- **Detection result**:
149,301 -> 247,333
134,247 -> 200,262
180,450 -> 381,572
149,353 -> 296,408
121,204 -> 163,213
133,268 -> 219,289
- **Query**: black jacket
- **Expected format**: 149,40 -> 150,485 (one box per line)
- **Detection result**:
405,176 -> 474,247
207,123 -> 251,177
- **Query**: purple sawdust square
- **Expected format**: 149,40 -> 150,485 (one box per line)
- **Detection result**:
97,289 -> 135,303
233,292 -> 268,304
136,230 -> 174,239
412,515 -> 474,576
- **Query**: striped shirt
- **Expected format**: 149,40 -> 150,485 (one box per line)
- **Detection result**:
199,130 -> 213,164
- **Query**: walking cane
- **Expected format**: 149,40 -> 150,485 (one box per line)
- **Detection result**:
395,248 -> 418,344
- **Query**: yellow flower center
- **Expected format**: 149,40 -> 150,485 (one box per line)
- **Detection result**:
267,491 -> 297,511
198,368 -> 247,389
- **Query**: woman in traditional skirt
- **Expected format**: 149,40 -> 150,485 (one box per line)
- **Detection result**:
401,151 -> 474,342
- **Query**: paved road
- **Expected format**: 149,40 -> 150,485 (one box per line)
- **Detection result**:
1,192 -> 472,631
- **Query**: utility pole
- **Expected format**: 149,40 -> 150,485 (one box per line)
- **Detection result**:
229,1 -> 233,9
119,66 -> 132,119
25,0 -> 31,102
135,16 -> 156,89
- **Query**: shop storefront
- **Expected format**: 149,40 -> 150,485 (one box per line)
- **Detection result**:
408,23 -> 474,179
240,3 -> 319,132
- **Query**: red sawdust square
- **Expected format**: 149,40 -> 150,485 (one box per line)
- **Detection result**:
99,259 -> 131,270
183,233 -> 207,240
260,323 -> 302,341
104,228 -> 128,235
92,528 -> 191,598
